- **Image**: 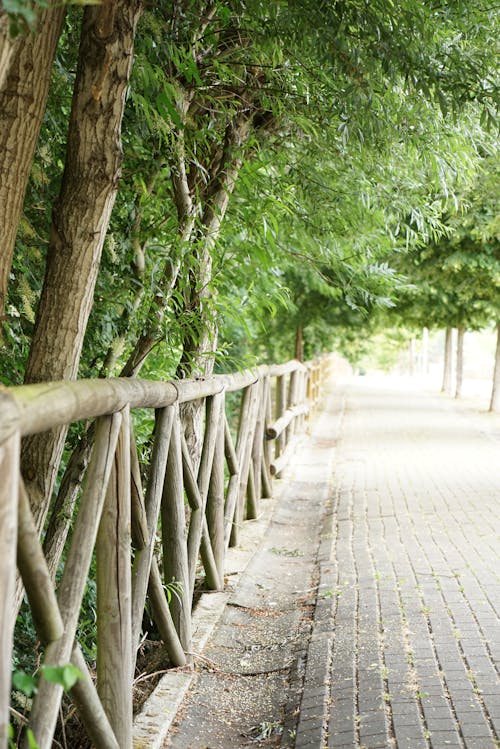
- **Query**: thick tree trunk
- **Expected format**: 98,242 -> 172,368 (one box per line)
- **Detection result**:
441,327 -> 453,394
0,12 -> 17,90
22,0 -> 143,533
455,326 -> 465,399
489,323 -> 500,413
0,6 -> 65,324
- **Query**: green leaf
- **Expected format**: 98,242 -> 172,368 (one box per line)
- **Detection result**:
26,729 -> 41,749
40,664 -> 83,692
12,670 -> 37,697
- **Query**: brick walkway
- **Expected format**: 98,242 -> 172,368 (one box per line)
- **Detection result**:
321,378 -> 500,749
150,376 -> 500,749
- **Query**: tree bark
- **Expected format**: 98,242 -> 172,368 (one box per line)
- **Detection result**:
295,324 -> 304,362
455,326 -> 465,399
489,322 -> 500,413
0,6 -> 65,324
177,111 -> 253,467
22,0 -> 143,533
441,327 -> 453,394
0,12 -> 17,90
421,326 -> 429,375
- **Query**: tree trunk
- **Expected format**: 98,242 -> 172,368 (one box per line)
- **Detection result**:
421,326 -> 429,375
0,6 -> 65,325
22,0 -> 143,533
408,338 -> 416,376
295,324 -> 304,362
455,326 -> 465,399
489,322 -> 500,413
0,12 -> 17,90
177,112 -> 253,468
441,327 -> 453,394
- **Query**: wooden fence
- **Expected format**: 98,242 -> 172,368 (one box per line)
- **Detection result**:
0,356 -> 331,749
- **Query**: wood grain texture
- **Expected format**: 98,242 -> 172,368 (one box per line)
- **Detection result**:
28,413 -> 121,749
97,407 -> 133,748
0,6 -> 65,321
0,432 -> 18,749
161,410 -> 192,653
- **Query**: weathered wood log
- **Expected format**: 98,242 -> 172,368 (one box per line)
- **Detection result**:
229,382 -> 260,546
268,360 -> 306,377
246,459 -> 258,520
224,385 -> 253,547
131,406 -> 174,653
17,480 -> 64,644
27,413 -> 122,749
206,415 -> 225,579
0,363 -> 308,443
130,421 -> 149,550
223,414 -> 238,476
147,558 -> 186,667
96,407 -> 133,749
265,401 -> 311,440
269,435 -> 303,477
1,379 -> 176,442
285,369 -> 299,443
42,427 -> 94,580
180,433 -> 223,590
16,476 -> 120,748
161,410 -> 192,653
186,393 -> 224,594
261,378 -> 273,499
275,374 -> 286,457
0,431 -> 19,749
261,456 -> 273,499
70,646 -> 120,749
251,377 -> 266,507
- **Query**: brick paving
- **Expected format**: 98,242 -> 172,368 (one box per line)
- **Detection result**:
153,375 -> 500,749
320,378 -> 500,749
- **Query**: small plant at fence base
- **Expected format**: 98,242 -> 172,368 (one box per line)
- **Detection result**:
10,664 -> 82,748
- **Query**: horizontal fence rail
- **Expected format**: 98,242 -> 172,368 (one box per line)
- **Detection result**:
0,355 -> 335,749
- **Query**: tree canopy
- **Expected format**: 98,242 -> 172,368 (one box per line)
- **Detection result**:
0,0 -> 498,387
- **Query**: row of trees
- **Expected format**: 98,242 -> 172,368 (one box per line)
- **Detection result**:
1,1 -> 498,742
0,0 -> 498,585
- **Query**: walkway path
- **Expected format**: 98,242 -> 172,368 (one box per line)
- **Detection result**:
160,377 -> 500,749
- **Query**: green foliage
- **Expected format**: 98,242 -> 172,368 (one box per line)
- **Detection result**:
389,155 -> 500,331
1,0 -> 48,36
39,663 -> 82,692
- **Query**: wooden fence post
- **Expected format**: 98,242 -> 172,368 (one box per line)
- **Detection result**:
28,413 -> 122,749
206,411 -> 225,580
0,431 -> 19,749
261,376 -> 273,499
161,408 -> 192,654
275,374 -> 286,457
250,378 -> 266,514
284,369 -> 298,444
186,392 -> 224,595
96,407 -> 133,749
131,406 -> 175,657
231,382 -> 260,544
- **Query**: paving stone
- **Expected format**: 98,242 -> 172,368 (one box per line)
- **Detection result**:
149,378 -> 500,749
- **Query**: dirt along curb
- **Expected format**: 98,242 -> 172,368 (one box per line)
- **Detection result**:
133,482 -> 282,749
